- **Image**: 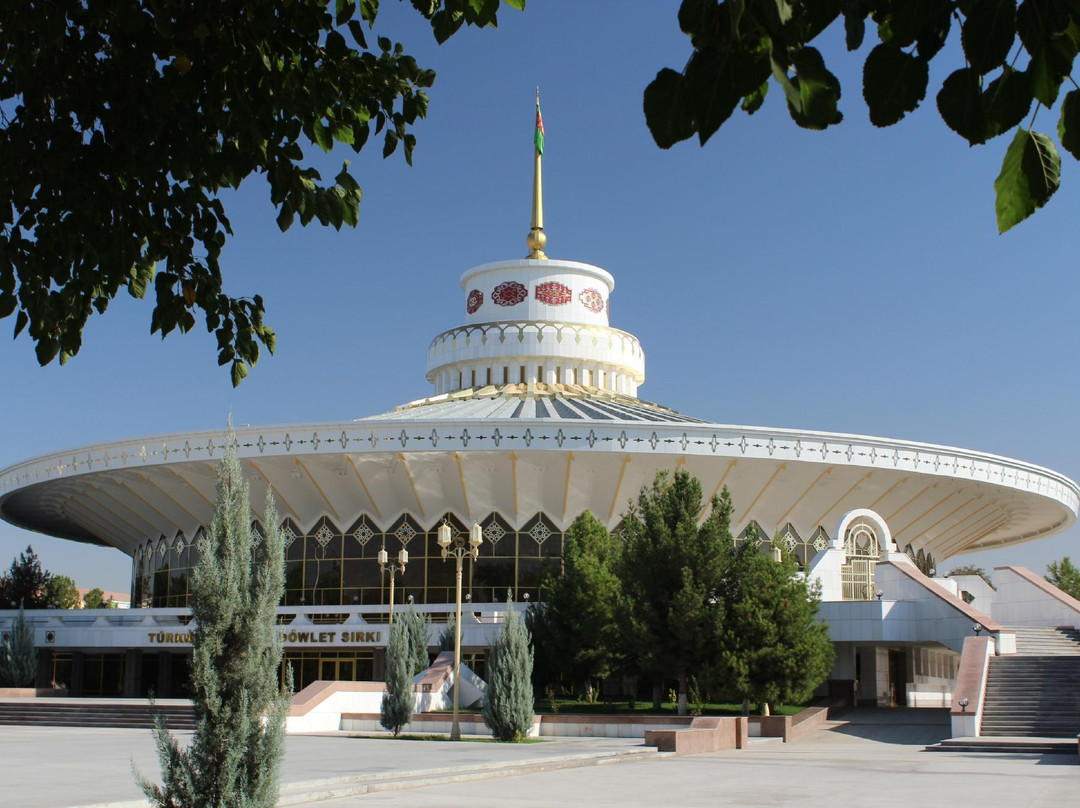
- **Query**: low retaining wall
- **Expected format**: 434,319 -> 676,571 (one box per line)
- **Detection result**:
0,687 -> 67,698
341,711 -> 695,738
645,716 -> 748,754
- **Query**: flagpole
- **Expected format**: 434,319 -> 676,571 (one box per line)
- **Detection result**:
527,89 -> 547,259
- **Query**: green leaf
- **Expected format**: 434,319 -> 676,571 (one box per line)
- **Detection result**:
936,67 -> 987,145
231,359 -> 249,388
994,128 -> 1060,232
644,69 -> 695,148
683,44 -> 770,144
347,19 -> 368,49
843,0 -> 867,50
962,0 -> 1017,74
787,47 -> 843,130
862,44 -> 928,127
1059,89 -> 1080,159
983,66 -> 1033,138
313,121 -> 333,152
741,81 -> 768,114
361,0 -> 380,24
1026,46 -> 1065,107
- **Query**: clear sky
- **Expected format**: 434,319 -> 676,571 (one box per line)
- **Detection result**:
1,3 -> 1078,593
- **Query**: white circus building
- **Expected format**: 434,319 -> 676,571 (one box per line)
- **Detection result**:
2,144 -> 1079,723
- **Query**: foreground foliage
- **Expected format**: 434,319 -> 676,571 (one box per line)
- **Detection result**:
0,0 -> 522,383
646,0 -> 1080,232
380,619 -> 414,736
136,430 -> 289,808
483,595 -> 535,742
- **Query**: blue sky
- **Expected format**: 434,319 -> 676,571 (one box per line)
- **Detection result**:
2,3 -> 1078,592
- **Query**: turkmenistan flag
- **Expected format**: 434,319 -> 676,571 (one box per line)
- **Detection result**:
534,101 -> 545,155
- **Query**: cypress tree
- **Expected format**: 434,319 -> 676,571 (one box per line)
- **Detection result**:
482,594 -> 534,742
400,605 -> 432,675
136,429 -> 290,808
380,620 -> 414,736
0,606 -> 37,687
437,612 -> 456,653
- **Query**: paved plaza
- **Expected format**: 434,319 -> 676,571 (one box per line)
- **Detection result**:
0,710 -> 1075,808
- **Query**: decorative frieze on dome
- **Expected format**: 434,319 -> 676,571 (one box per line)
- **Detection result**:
493,281 -> 528,306
466,289 -> 483,314
535,281 -> 571,305
579,288 -> 604,313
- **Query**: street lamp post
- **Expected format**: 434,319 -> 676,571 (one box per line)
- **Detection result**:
437,521 -> 482,741
377,546 -> 409,627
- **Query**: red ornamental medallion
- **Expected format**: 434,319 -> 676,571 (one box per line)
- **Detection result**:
492,281 -> 528,306
535,281 -> 571,306
466,289 -> 483,314
579,288 -> 604,313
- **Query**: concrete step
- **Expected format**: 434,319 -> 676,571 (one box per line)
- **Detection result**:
0,702 -> 195,729
926,737 -> 1077,754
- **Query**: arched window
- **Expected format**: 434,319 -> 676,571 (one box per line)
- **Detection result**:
841,521 -> 880,600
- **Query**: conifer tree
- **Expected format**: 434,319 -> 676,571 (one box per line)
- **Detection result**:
719,541 -> 834,716
0,606 -> 37,687
1046,557 -> 1080,601
0,546 -> 52,608
619,471 -> 731,714
400,605 -> 431,675
437,612 -> 456,653
482,594 -> 534,742
136,429 -> 289,808
380,620 -> 414,736
538,510 -> 622,700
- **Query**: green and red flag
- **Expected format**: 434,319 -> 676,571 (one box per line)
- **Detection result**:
534,100 -> 545,155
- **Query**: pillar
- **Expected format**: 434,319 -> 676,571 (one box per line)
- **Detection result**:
123,649 -> 141,697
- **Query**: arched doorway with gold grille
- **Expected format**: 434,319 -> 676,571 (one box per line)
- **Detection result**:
841,520 -> 880,600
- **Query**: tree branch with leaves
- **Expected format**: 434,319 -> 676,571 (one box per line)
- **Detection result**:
646,0 -> 1080,232
0,0 -> 523,384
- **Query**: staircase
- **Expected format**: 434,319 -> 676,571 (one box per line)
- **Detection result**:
979,627 -> 1080,738
0,700 -> 195,729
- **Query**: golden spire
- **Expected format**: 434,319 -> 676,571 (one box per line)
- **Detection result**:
526,89 -> 548,259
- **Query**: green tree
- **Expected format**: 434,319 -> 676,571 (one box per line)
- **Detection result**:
399,605 -> 432,675
0,606 -> 37,687
0,546 -> 52,609
719,541 -> 834,716
0,0 -> 523,383
618,471 -> 732,715
1046,556 -> 1080,600
437,612 -> 456,653
537,510 -> 622,700
380,619 -> 414,736
645,1 -> 1080,232
45,575 -> 81,609
82,587 -> 108,609
945,565 -> 996,590
482,595 -> 534,742
136,429 -> 289,808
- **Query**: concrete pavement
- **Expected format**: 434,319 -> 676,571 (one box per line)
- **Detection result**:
0,709 -> 1074,808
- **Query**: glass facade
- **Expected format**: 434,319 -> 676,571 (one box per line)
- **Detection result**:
132,511 -> 564,609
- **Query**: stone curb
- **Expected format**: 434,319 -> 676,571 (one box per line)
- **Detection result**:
66,746 -> 664,808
